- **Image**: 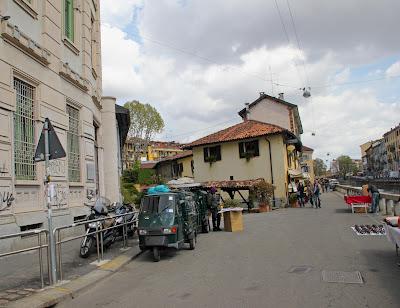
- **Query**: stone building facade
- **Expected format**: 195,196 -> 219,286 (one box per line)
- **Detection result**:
0,0 -> 126,242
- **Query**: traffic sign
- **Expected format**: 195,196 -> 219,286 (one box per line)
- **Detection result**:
34,118 -> 66,162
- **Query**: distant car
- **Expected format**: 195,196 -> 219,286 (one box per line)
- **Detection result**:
329,179 -> 339,189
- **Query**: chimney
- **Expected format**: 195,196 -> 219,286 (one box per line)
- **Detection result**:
259,92 -> 265,97
278,93 -> 284,100
244,103 -> 250,120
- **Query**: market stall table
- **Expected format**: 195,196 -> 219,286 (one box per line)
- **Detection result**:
344,195 -> 371,213
384,223 -> 400,257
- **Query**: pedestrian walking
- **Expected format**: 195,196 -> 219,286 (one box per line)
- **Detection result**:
307,182 -> 314,207
367,184 -> 380,214
208,187 -> 222,231
313,180 -> 321,208
297,181 -> 305,207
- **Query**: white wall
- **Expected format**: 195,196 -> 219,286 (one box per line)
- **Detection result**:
247,98 -> 290,130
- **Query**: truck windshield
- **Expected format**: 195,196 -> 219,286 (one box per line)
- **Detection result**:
141,195 -> 175,214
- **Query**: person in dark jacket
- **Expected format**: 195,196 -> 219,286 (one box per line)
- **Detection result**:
367,184 -> 380,214
297,182 -> 305,207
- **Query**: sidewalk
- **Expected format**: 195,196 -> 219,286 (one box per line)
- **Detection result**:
0,234 -> 139,303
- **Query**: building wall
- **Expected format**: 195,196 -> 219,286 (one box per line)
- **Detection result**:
192,135 -> 288,201
247,98 -> 290,131
177,156 -> 193,178
301,150 -> 315,182
0,1 -> 119,245
384,125 -> 400,173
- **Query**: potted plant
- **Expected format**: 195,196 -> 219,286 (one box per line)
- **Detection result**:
254,180 -> 275,212
244,151 -> 255,161
205,155 -> 217,165
289,193 -> 298,208
223,199 -> 241,208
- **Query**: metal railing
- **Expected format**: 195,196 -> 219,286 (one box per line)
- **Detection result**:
0,229 -> 49,288
0,210 -> 139,287
53,211 -> 138,282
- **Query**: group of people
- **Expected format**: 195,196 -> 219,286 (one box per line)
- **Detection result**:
296,180 -> 324,208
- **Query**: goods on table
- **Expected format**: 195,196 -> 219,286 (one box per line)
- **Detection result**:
384,216 -> 399,227
352,224 -> 386,236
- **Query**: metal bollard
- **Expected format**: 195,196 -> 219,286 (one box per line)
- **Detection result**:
100,228 -> 104,260
57,230 -> 63,281
38,232 -> 44,288
123,215 -> 127,249
46,232 -> 52,285
95,223 -> 100,263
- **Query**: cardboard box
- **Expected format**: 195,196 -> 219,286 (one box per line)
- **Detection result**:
223,210 -> 243,232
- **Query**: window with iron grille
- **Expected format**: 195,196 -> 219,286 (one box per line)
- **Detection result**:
67,105 -> 80,182
14,78 -> 36,180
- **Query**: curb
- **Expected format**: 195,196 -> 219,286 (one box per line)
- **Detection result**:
8,248 -> 143,308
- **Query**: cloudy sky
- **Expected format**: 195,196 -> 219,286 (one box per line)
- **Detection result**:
100,0 -> 400,163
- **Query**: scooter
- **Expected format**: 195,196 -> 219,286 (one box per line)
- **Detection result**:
80,197 -> 117,258
113,202 -> 139,238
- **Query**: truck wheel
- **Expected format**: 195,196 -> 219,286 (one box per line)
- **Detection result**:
152,247 -> 161,262
189,238 -> 195,250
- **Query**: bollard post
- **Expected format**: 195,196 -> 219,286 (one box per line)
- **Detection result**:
57,229 -> 63,281
38,232 -> 44,289
95,223 -> 100,263
100,227 -> 104,260
123,215 -> 127,249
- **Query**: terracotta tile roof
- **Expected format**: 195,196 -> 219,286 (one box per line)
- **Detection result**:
185,120 -> 287,148
302,145 -> 314,152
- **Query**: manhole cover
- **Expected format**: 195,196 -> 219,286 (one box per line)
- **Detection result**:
288,266 -> 312,274
322,270 -> 363,284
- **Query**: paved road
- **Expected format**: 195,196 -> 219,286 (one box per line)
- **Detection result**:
58,193 -> 400,308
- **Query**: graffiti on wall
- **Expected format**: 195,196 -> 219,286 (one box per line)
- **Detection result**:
48,160 -> 66,177
0,191 -> 14,211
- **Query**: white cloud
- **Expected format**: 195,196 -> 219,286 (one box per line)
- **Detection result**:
300,90 -> 400,160
100,1 -> 400,159
101,0 -> 143,28
386,61 -> 400,77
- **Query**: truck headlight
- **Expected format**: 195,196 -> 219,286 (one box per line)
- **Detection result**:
139,229 -> 147,235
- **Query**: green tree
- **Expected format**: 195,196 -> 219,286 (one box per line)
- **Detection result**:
313,158 -> 327,176
124,101 -> 165,161
336,155 -> 357,178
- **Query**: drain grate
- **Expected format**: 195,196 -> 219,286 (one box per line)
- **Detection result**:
288,266 -> 312,274
322,270 -> 363,284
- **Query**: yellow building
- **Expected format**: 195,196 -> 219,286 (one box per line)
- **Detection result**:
186,120 -> 302,206
383,124 -> 400,173
147,141 -> 183,161
300,146 -> 315,182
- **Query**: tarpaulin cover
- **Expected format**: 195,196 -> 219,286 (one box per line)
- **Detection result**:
148,185 -> 170,195
344,195 -> 371,205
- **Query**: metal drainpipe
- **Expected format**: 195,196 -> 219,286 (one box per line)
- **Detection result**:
265,138 -> 276,207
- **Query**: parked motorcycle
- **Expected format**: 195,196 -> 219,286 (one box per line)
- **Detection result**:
113,202 -> 139,238
80,197 -> 117,258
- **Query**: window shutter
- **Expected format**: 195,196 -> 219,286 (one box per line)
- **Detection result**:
239,142 -> 245,158
203,147 -> 208,162
215,146 -> 221,161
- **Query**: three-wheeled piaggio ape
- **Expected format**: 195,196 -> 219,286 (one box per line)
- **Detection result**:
138,185 -> 201,261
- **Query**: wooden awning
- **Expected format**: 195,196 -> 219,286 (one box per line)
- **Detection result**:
202,178 -> 265,190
